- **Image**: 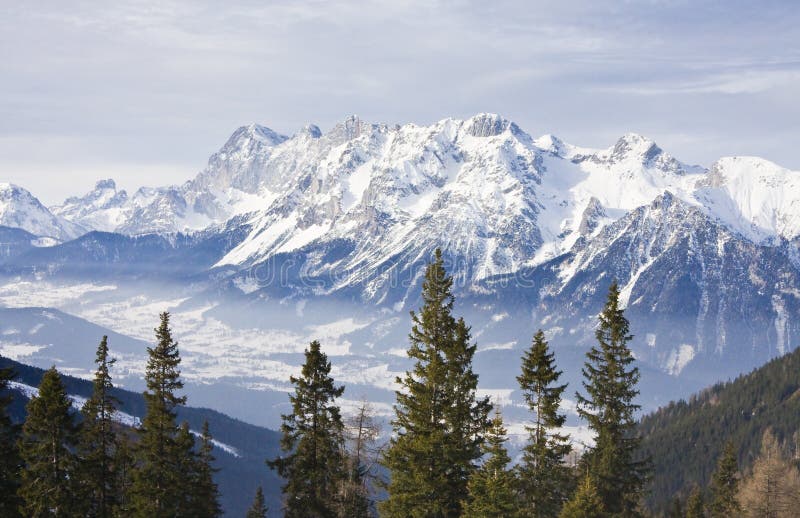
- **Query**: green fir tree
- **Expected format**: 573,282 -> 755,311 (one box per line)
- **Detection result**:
246,486 -> 269,518
517,329 -> 573,517
0,365 -> 22,517
708,441 -> 740,517
380,249 -> 491,518
77,336 -> 119,517
130,312 -> 187,516
576,281 -> 649,516
268,340 -> 345,518
462,411 -> 519,518
686,486 -> 705,518
193,421 -> 222,517
112,434 -> 136,517
173,421 -> 200,516
559,475 -> 606,518
18,367 -> 81,517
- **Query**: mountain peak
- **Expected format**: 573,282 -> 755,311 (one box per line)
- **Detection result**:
223,124 -> 288,152
534,134 -> 569,156
0,183 -> 83,240
327,115 -> 383,142
297,124 -> 322,139
94,178 -> 116,190
465,112 -> 512,137
611,133 -> 661,161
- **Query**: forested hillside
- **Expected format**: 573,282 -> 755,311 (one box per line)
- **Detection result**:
639,345 -> 800,514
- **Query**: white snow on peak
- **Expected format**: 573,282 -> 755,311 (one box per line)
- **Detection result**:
0,183 -> 84,240
694,156 -> 800,243
33,114 -> 800,286
51,178 -> 129,232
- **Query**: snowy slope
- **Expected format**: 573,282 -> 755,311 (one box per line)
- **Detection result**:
0,183 -> 85,240
9,380 -> 241,456
694,156 -> 800,243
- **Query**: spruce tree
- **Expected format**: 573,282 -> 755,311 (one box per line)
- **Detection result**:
193,421 -> 222,517
380,249 -> 491,518
686,486 -> 705,518
576,281 -> 649,516
559,475 -> 606,518
708,441 -> 740,517
77,336 -> 119,517
462,411 -> 518,518
0,365 -> 22,517
246,486 -> 269,518
130,312 -> 187,516
18,366 -> 81,516
173,421 -> 200,516
113,434 -> 136,517
517,329 -> 572,517
267,340 -> 345,518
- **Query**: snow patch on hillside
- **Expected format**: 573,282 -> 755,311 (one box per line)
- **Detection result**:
8,381 -> 240,457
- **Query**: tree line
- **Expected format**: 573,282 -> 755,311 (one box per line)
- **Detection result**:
269,249 -> 651,517
1,249 -> 766,517
667,429 -> 800,518
0,313 -> 251,517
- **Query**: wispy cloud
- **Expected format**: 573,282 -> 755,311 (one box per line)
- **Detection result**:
596,68 -> 800,96
0,0 -> 798,203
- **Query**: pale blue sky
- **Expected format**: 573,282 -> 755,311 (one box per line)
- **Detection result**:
1,0 -> 798,203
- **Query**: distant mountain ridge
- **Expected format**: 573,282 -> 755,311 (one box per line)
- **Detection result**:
1,113 -> 798,387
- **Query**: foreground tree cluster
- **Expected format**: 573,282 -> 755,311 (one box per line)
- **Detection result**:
1,250 -> 726,517
0,313 -> 223,517
269,249 -> 652,517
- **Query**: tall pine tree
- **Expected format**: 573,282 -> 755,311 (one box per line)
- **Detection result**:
268,340 -> 345,518
193,421 -> 222,517
18,366 -> 81,517
517,329 -> 573,517
130,312 -> 187,516
708,441 -> 740,517
576,281 -> 649,516
0,365 -> 21,517
381,249 -> 491,518
173,421 -> 201,516
77,336 -> 119,517
462,411 -> 519,518
246,486 -> 268,518
113,434 -> 136,517
166,420 -> 222,518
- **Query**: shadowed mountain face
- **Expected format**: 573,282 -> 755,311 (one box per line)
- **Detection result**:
0,114 -> 798,420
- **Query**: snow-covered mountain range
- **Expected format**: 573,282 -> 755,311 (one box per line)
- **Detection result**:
0,183 -> 85,241
28,114 -> 800,292
1,113 -> 799,414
